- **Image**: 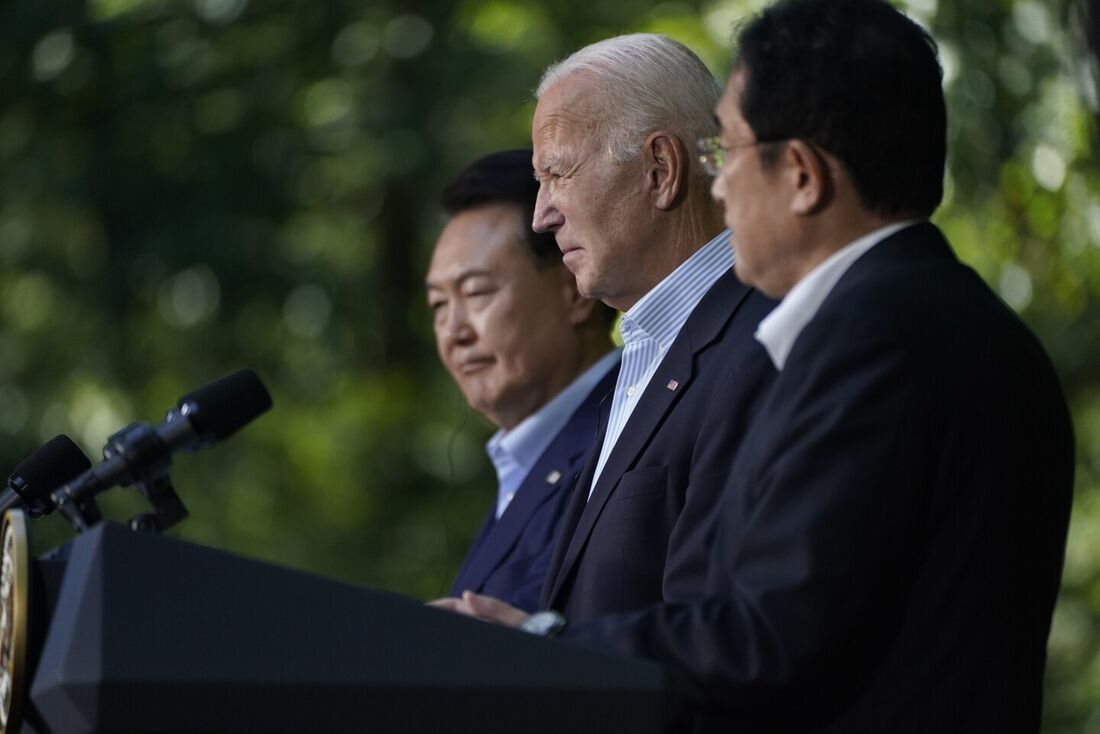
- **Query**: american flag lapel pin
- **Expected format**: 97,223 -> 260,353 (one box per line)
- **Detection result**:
666,379 -> 679,391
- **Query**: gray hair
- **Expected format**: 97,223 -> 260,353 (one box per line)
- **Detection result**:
536,33 -> 721,165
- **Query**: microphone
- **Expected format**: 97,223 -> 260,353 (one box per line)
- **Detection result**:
50,368 -> 273,531
0,435 -> 93,518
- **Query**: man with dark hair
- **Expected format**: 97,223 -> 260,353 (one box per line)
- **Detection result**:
427,149 -> 619,612
454,2 -> 1074,730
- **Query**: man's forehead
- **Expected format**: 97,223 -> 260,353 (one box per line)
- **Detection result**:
427,205 -> 528,283
716,71 -> 749,134
533,112 -> 603,171
534,75 -> 602,140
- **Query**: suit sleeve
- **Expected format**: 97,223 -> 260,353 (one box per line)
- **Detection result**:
563,310 -> 932,725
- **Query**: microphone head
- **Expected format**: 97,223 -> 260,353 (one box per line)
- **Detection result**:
9,434 -> 93,517
177,368 -> 273,442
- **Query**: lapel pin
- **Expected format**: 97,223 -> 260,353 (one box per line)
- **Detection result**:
666,379 -> 679,391
546,470 -> 562,484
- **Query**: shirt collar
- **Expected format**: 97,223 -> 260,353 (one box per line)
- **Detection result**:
486,349 -> 621,473
620,230 -> 733,350
755,220 -> 921,370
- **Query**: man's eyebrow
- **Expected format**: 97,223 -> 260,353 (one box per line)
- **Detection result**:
536,152 -> 564,174
425,268 -> 494,289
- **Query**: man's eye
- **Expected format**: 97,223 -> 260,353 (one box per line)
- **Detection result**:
429,300 -> 446,312
465,289 -> 496,299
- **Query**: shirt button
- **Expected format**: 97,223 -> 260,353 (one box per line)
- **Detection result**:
627,386 -> 636,397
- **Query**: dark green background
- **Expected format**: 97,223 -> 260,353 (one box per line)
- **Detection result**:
1,0 -> 1097,729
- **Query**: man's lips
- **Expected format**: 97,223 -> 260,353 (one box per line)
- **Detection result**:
560,244 -> 583,268
457,356 -> 493,374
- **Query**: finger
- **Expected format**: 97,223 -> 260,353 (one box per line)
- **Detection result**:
426,597 -> 462,611
462,591 -> 529,627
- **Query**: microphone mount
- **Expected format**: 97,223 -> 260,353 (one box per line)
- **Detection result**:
51,369 -> 272,534
54,416 -> 190,534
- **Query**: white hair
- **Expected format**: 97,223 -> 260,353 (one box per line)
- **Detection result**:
536,33 -> 721,164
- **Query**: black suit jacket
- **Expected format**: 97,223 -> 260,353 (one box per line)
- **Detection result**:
540,270 -> 778,621
449,363 -> 618,612
566,223 -> 1075,733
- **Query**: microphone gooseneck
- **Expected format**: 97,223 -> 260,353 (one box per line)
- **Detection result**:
50,368 -> 273,533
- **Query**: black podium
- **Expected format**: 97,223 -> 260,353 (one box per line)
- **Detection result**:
15,523 -> 671,734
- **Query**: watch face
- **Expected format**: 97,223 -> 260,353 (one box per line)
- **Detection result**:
522,611 -> 565,637
0,510 -> 29,734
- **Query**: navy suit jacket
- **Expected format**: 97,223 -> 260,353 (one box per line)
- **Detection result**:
566,223 -> 1075,733
450,363 -> 618,613
540,271 -> 778,621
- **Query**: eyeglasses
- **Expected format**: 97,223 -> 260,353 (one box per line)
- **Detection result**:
696,135 -> 772,177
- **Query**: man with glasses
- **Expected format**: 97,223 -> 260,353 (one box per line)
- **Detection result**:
436,33 -> 776,625
449,1 -> 1074,730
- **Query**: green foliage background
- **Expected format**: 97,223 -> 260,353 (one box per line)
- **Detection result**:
1,0 -> 1097,729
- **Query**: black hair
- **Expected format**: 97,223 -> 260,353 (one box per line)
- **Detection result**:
441,149 -> 561,268
441,149 -> 618,327
734,0 -> 946,218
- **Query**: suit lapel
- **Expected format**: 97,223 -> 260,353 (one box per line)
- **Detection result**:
538,390 -> 612,608
450,512 -> 497,596
453,441 -> 577,593
544,271 -> 752,608
456,363 -> 618,597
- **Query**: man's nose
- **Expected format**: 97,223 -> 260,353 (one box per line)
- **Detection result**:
444,304 -> 476,345
532,184 -> 564,233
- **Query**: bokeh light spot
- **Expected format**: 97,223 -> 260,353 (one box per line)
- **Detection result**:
158,264 -> 221,328
283,284 -> 333,339
384,16 -> 433,60
31,30 -> 75,82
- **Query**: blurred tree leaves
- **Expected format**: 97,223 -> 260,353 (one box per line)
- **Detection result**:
0,0 -> 1098,729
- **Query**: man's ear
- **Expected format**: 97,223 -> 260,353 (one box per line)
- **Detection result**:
644,131 -> 689,211
785,139 -> 832,215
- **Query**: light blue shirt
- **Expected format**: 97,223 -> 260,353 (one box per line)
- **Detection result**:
589,231 -> 733,495
487,349 -> 621,518
755,220 -> 921,370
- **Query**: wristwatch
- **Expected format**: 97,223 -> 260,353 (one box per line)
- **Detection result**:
519,610 -> 567,638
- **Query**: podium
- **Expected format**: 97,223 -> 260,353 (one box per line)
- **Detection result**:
15,523 -> 671,734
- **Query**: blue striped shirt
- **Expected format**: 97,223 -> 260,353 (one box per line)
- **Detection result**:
589,230 -> 733,494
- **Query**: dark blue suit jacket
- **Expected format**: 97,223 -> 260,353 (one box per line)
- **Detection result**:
450,363 -> 618,613
541,271 -> 778,621
566,224 -> 1075,733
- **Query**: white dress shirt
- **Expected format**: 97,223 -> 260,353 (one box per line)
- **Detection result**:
755,220 -> 921,370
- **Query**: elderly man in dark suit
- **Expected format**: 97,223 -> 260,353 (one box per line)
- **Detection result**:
452,1 -> 1074,731
434,34 -> 777,624
428,150 -> 619,612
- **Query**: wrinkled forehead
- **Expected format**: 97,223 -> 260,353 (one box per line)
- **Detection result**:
532,74 -> 606,157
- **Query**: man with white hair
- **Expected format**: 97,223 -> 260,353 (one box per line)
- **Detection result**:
437,33 -> 777,627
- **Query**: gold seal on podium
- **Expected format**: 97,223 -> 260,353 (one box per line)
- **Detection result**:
0,510 -> 28,734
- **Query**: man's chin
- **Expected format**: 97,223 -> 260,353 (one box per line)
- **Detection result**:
461,386 -> 500,419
